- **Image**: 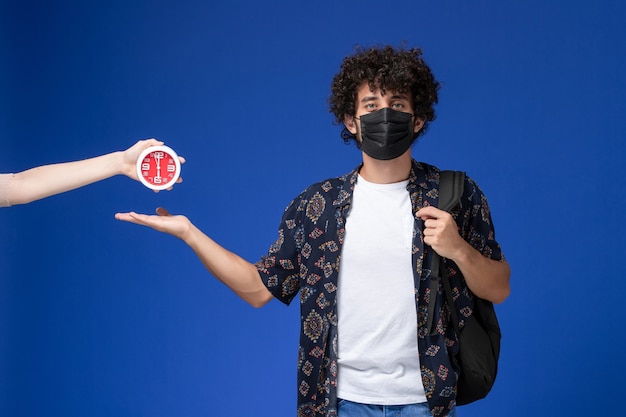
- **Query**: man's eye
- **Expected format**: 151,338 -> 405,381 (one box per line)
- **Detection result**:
392,103 -> 405,109
365,103 -> 376,109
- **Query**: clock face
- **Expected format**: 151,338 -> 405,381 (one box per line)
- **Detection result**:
136,145 -> 181,190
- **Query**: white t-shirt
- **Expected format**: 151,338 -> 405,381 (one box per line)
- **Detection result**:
337,175 -> 426,405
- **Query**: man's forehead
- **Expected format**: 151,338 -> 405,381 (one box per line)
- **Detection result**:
359,80 -> 408,95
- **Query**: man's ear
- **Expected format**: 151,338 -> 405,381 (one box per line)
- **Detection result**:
344,115 -> 358,134
413,118 -> 425,134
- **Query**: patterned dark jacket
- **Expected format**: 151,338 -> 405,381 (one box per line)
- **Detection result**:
255,160 -> 504,417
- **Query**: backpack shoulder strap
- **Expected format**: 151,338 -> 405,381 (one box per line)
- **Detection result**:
438,170 -> 466,212
426,170 -> 466,335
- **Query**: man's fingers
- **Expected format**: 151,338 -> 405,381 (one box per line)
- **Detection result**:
114,212 -> 130,221
424,219 -> 438,229
115,209 -> 171,222
415,205 -> 443,219
114,211 -> 146,224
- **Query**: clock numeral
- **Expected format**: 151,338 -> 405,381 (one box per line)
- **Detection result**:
152,151 -> 164,158
141,163 -> 150,170
153,177 -> 162,184
167,164 -> 176,172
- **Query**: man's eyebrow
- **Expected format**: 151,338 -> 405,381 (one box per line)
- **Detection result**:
389,93 -> 410,100
360,93 -> 410,103
360,95 -> 379,103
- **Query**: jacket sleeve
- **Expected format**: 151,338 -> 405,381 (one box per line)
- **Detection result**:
457,176 -> 505,262
255,189 -> 308,305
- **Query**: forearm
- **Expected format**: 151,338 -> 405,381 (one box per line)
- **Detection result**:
451,241 -> 511,304
183,224 -> 273,308
9,151 -> 126,205
0,174 -> 11,207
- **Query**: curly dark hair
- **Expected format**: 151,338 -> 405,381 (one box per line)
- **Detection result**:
328,45 -> 440,145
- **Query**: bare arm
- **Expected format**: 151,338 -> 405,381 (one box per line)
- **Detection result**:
114,207 -> 274,308
3,139 -> 183,206
416,206 -> 511,304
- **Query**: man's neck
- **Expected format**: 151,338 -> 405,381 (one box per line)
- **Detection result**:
358,151 -> 412,184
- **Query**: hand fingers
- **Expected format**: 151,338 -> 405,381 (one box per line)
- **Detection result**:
423,219 -> 438,229
114,212 -> 132,221
139,138 -> 164,149
146,138 -> 163,145
423,227 -> 436,237
415,205 -> 448,219
114,211 -> 149,225
416,206 -> 454,225
115,210 -> 173,232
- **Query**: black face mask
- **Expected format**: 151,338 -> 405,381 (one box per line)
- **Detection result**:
358,108 -> 415,160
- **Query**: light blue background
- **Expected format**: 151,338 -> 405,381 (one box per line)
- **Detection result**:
2,1 -> 625,416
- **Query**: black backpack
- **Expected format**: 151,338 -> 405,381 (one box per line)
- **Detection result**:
426,170 -> 501,406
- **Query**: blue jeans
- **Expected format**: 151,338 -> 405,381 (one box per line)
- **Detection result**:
337,399 -> 457,417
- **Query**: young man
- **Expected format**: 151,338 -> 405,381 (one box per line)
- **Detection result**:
1,139 -> 184,207
115,45 -> 510,417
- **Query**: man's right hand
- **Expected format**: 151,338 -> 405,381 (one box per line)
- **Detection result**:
115,207 -> 191,240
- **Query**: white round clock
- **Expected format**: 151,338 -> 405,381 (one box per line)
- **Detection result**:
135,145 -> 182,190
